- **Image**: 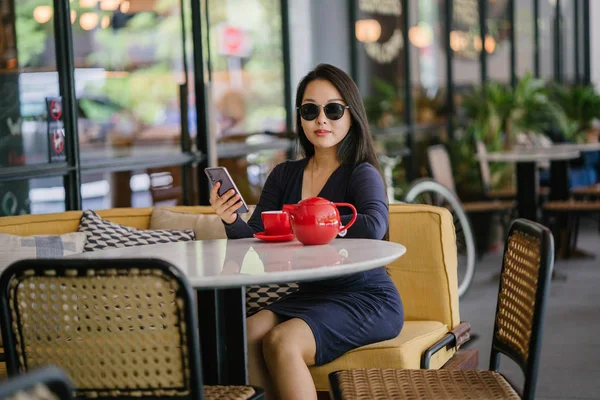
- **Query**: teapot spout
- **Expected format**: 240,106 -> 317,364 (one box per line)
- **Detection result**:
282,204 -> 297,215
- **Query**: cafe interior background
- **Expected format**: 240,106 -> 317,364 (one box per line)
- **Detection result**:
1,0 -> 596,220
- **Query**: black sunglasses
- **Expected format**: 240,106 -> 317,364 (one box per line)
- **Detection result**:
297,103 -> 350,121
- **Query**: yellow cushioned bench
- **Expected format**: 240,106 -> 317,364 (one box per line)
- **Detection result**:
0,204 -> 461,390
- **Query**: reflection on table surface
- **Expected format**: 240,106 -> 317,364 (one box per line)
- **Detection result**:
70,238 -> 406,289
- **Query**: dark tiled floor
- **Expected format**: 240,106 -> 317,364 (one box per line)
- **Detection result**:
460,218 -> 600,400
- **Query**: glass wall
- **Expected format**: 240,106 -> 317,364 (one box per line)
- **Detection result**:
560,0 -> 575,83
69,0 -> 190,160
410,0 -> 448,126
81,168 -> 168,210
539,0 -> 554,79
206,0 -> 285,139
0,0 -> 62,216
486,0 -> 511,83
516,0 -> 535,77
451,0 -> 481,88
355,0 -> 406,130
0,0 -> 592,216
1,176 -> 66,215
203,0 -> 289,204
0,0 -> 62,167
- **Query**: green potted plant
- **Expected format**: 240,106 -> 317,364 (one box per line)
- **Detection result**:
453,74 -> 561,196
364,78 -> 404,129
414,86 -> 445,124
549,84 -> 600,143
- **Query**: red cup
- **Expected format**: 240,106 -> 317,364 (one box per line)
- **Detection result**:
261,211 -> 292,236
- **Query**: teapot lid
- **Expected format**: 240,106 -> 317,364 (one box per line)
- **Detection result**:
298,197 -> 331,206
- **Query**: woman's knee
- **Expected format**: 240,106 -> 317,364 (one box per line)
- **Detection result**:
262,325 -> 290,359
262,320 -> 316,365
247,310 -> 279,344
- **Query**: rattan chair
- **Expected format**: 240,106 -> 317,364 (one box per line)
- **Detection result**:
0,258 -> 263,400
329,218 -> 555,400
0,366 -> 73,400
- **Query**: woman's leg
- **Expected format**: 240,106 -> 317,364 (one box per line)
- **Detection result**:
246,310 -> 280,398
262,318 -> 317,400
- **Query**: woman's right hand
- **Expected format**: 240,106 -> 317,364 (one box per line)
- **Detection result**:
209,182 -> 242,224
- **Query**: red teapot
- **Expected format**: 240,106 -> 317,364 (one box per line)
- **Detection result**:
282,197 -> 357,245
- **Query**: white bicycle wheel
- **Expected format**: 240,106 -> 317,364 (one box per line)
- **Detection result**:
404,179 -> 477,298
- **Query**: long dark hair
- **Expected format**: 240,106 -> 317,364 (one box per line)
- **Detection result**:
295,64 -> 381,172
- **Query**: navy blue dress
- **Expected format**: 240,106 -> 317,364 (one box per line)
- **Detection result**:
225,158 -> 404,365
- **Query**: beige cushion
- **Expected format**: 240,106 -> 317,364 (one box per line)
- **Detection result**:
309,320 -> 449,391
0,232 -> 87,271
150,208 -> 226,240
149,206 -> 256,240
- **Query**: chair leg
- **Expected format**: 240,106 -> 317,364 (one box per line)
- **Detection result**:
571,216 -> 581,252
565,215 -> 575,259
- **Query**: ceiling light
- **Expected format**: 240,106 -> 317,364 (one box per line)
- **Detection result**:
80,12 -> 99,30
355,19 -> 382,43
79,0 -> 98,7
33,6 -> 53,24
100,0 -> 121,11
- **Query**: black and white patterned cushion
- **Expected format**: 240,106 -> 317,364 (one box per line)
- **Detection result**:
78,210 -> 195,252
246,283 -> 299,316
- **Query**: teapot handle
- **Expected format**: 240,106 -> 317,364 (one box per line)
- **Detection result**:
333,202 -> 357,233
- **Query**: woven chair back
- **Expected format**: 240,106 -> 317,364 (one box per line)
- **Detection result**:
427,145 -> 457,193
0,259 -> 202,400
491,219 -> 554,400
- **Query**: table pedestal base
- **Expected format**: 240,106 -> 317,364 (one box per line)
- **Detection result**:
516,162 -> 538,221
197,287 -> 248,385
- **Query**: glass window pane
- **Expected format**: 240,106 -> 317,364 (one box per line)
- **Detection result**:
0,176 -> 66,216
486,0 -> 511,83
400,0 -> 449,184
539,0 -> 554,80
82,166 -> 188,210
451,0 -> 481,137
288,0 -> 352,103
560,0 -> 575,83
0,0 -> 61,168
516,0 -> 535,77
356,0 -> 406,130
207,0 -> 285,139
452,0 -> 482,88
73,0 -> 189,161
410,0 -> 448,127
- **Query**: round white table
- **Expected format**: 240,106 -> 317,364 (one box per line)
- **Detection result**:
479,149 -> 580,163
546,142 -> 600,152
72,238 -> 406,385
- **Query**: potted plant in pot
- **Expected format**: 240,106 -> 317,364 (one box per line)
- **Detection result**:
549,84 -> 600,143
454,74 -> 558,196
414,86 -> 445,125
364,77 -> 404,130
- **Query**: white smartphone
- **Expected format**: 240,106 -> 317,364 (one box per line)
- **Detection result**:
204,167 -> 250,214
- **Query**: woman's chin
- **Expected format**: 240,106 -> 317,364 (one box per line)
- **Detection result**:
309,136 -> 341,150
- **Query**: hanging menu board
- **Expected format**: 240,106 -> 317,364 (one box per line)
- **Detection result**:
46,97 -> 66,162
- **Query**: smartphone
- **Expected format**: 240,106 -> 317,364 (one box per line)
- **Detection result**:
204,167 -> 249,213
